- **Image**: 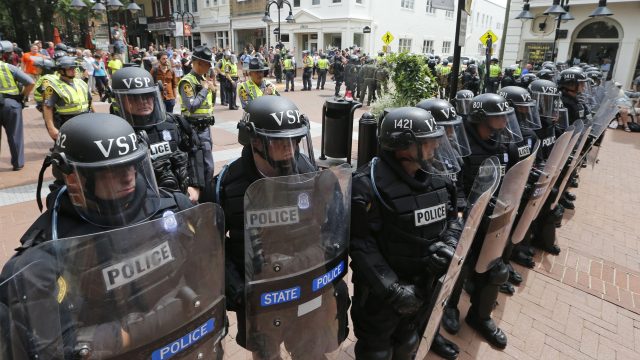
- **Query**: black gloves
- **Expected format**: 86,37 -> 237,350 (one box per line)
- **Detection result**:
425,241 -> 455,277
386,282 -> 424,315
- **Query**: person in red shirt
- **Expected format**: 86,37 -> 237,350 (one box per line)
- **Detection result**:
22,44 -> 43,78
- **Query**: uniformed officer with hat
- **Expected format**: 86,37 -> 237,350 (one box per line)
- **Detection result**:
238,58 -> 278,109
42,55 -> 92,141
0,40 -> 34,171
179,45 -> 217,188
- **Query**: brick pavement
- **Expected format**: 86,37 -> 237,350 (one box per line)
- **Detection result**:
1,83 -> 640,359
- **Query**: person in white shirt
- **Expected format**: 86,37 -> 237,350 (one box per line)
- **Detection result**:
82,50 -> 96,93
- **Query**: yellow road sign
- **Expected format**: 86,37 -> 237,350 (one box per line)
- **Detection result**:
479,30 -> 498,46
382,31 -> 395,45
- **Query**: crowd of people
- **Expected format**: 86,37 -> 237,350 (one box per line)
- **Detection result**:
0,33 -> 632,360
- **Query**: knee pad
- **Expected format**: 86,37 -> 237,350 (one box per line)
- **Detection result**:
488,261 -> 509,285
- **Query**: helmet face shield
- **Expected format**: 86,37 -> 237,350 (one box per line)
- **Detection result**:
65,152 -> 160,228
113,87 -> 166,128
486,109 -> 523,143
533,91 -> 560,118
414,130 -> 462,175
514,101 -> 542,130
250,126 -> 316,177
456,98 -> 473,115
442,118 -> 471,157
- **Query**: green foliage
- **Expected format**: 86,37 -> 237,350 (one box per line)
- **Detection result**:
370,52 -> 438,118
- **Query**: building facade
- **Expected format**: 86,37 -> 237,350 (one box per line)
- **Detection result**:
461,0 -> 507,60
504,0 -> 639,86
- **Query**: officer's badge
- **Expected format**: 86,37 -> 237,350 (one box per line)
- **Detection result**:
56,276 -> 67,303
162,210 -> 177,231
162,130 -> 172,141
44,86 -> 54,100
183,83 -> 194,97
297,193 -> 310,209
239,88 -> 248,101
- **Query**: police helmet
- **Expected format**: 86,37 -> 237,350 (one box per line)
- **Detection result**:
379,107 -> 461,174
442,59 -> 449,66
237,96 -> 316,176
54,43 -> 68,52
192,45 -> 214,64
349,55 -> 359,64
491,57 -> 499,63
558,68 -> 587,88
455,89 -> 475,115
519,73 -> 538,88
586,66 -> 599,73
320,53 -> 327,59
415,99 -> 471,157
56,56 -> 78,75
33,57 -> 56,73
110,67 -> 166,128
53,50 -> 67,61
468,59 -> 476,65
537,68 -> 555,80
0,40 -> 13,53
528,79 -> 560,119
498,86 -> 542,130
50,113 -> 160,227
586,70 -> 603,82
504,67 -> 514,76
378,51 -> 384,57
468,93 -> 523,143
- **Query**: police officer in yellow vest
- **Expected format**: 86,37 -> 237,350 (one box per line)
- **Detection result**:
0,40 -> 34,171
179,45 -> 217,189
316,53 -> 330,90
487,57 -> 502,93
32,57 -> 57,111
221,51 -> 239,110
43,56 -> 92,141
238,58 -> 279,109
302,50 -> 313,91
283,53 -> 295,92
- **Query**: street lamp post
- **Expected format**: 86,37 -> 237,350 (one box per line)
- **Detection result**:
262,0 -> 295,48
170,11 -> 196,50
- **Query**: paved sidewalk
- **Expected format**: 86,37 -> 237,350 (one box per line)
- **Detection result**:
1,85 -> 639,359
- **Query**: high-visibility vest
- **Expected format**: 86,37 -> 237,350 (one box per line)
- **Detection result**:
490,64 -> 502,78
303,56 -> 313,68
284,59 -> 294,70
440,66 -> 451,76
514,66 -> 522,77
48,77 -> 89,115
180,72 -> 214,118
241,79 -> 263,101
34,74 -> 59,103
317,58 -> 330,70
0,62 -> 19,95
223,59 -> 238,77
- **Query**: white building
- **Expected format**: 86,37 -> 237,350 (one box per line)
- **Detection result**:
461,0 -> 507,60
198,0 -> 232,48
504,0 -> 640,86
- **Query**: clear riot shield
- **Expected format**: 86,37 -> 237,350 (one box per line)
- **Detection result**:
415,157 -> 501,358
585,94 -> 620,167
243,165 -> 352,360
551,123 -> 593,210
0,203 -> 226,360
474,144 -> 539,273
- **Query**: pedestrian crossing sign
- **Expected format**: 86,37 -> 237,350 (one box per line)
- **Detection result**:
480,30 -> 498,46
382,32 -> 394,45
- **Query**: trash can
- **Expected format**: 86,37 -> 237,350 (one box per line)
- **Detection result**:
320,99 -> 362,165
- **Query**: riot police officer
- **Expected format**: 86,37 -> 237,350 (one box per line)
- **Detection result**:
558,68 -> 589,125
350,107 -> 464,360
462,64 -> 481,95
0,40 -> 34,171
518,73 -> 538,89
179,46 -> 216,189
0,114 -> 225,359
43,56 -> 92,141
442,93 -> 525,349
344,55 -> 359,99
211,96 -> 350,359
375,59 -> 390,98
501,65 -> 517,88
111,66 -> 206,203
359,57 -> 378,106
333,55 -> 345,97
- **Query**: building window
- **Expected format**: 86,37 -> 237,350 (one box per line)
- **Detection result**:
478,43 -> 484,56
294,0 -> 300,6
184,0 -> 189,12
445,10 -> 453,18
356,0 -> 363,3
422,40 -> 434,54
401,0 -> 414,9
442,41 -> 451,54
312,0 -> 320,4
192,0 -> 197,12
398,38 -> 412,53
281,34 -> 290,42
333,0 -> 341,3
426,0 -> 435,14
154,0 -> 164,16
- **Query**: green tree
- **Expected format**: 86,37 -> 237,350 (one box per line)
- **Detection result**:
371,52 -> 439,117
